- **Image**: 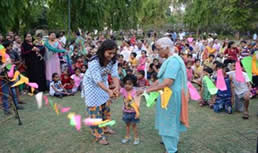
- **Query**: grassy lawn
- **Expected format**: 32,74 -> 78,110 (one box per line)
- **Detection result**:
0,94 -> 257,153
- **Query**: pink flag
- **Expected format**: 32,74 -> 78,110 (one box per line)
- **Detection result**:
43,95 -> 49,106
235,61 -> 245,82
216,69 -> 227,91
27,82 -> 39,89
187,81 -> 201,101
7,65 -> 15,78
74,115 -> 81,131
61,107 -> 71,113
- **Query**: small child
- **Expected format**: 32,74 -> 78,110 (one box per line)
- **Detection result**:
61,70 -> 74,93
186,61 -> 193,81
136,70 -> 149,87
120,74 -> 140,145
213,63 -> 234,114
129,52 -> 137,70
81,65 -> 87,74
50,73 -> 71,98
71,68 -> 83,92
150,72 -> 158,85
137,50 -> 147,72
200,67 -> 213,107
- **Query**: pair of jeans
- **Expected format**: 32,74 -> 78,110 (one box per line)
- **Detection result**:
1,80 -> 19,112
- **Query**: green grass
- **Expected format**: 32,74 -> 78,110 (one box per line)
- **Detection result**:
0,94 -> 257,153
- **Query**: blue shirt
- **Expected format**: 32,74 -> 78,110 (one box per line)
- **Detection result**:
82,57 -> 118,107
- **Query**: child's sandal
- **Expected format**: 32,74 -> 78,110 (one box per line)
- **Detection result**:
96,136 -> 109,145
242,112 -> 249,120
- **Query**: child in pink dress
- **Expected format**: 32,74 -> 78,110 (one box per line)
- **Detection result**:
137,50 -> 147,72
71,68 -> 83,92
120,74 -> 140,145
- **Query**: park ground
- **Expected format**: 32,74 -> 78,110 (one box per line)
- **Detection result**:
0,94 -> 257,153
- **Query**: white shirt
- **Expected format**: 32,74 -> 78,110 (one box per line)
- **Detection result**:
60,36 -> 67,46
227,71 -> 250,95
121,47 -> 132,62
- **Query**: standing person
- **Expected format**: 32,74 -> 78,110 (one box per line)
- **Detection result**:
137,37 -> 188,153
21,33 -> 47,92
1,41 -> 23,115
44,32 -> 66,85
82,40 -> 120,145
59,31 -> 67,47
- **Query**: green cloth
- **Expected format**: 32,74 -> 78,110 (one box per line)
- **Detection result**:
144,92 -> 160,107
202,77 -> 211,101
203,76 -> 218,95
241,56 -> 252,82
44,41 -> 66,53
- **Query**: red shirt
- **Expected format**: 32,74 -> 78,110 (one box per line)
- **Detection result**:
224,48 -> 239,61
61,74 -> 73,89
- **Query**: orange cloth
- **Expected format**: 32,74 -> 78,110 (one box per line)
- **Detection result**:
252,54 -> 258,75
180,89 -> 189,128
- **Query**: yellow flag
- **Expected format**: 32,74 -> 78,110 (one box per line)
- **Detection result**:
54,103 -> 59,115
11,71 -> 20,82
161,87 -> 172,109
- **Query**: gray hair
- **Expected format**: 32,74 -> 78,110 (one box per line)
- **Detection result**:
156,37 -> 174,53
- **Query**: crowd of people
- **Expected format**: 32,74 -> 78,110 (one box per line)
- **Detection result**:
0,30 -> 257,153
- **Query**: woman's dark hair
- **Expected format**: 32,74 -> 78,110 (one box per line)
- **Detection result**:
23,32 -> 34,42
74,68 -> 81,72
48,32 -> 56,36
95,39 -> 118,66
141,50 -> 147,54
209,54 -> 215,58
123,74 -> 137,86
138,70 -> 145,76
195,59 -> 200,63
2,40 -> 12,48
227,41 -> 234,48
151,72 -> 158,81
118,63 -> 123,67
203,67 -> 213,74
52,73 -> 58,79
119,54 -> 124,58
131,52 -> 137,58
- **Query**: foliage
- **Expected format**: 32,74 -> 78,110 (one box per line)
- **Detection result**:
0,0 -> 45,34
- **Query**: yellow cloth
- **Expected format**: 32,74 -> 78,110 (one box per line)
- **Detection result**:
54,103 -> 59,115
128,94 -> 140,118
129,58 -> 137,67
252,54 -> 258,75
11,74 -> 29,87
11,71 -> 20,82
161,87 -> 172,109
207,46 -> 216,54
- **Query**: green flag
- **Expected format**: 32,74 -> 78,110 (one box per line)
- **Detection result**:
241,56 -> 252,82
144,92 -> 160,107
203,76 -> 218,95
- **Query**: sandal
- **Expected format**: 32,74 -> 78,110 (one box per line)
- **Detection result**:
242,112 -> 249,120
96,137 -> 109,145
104,128 -> 116,134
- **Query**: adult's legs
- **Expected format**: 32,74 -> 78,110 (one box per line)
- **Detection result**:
162,135 -> 179,153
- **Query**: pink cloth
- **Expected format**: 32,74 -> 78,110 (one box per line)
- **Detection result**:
186,68 -> 193,81
71,73 -> 83,88
120,88 -> 136,113
137,57 -> 146,71
45,41 -> 61,81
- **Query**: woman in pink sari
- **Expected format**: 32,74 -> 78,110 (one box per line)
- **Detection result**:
137,50 -> 147,72
44,32 -> 66,84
